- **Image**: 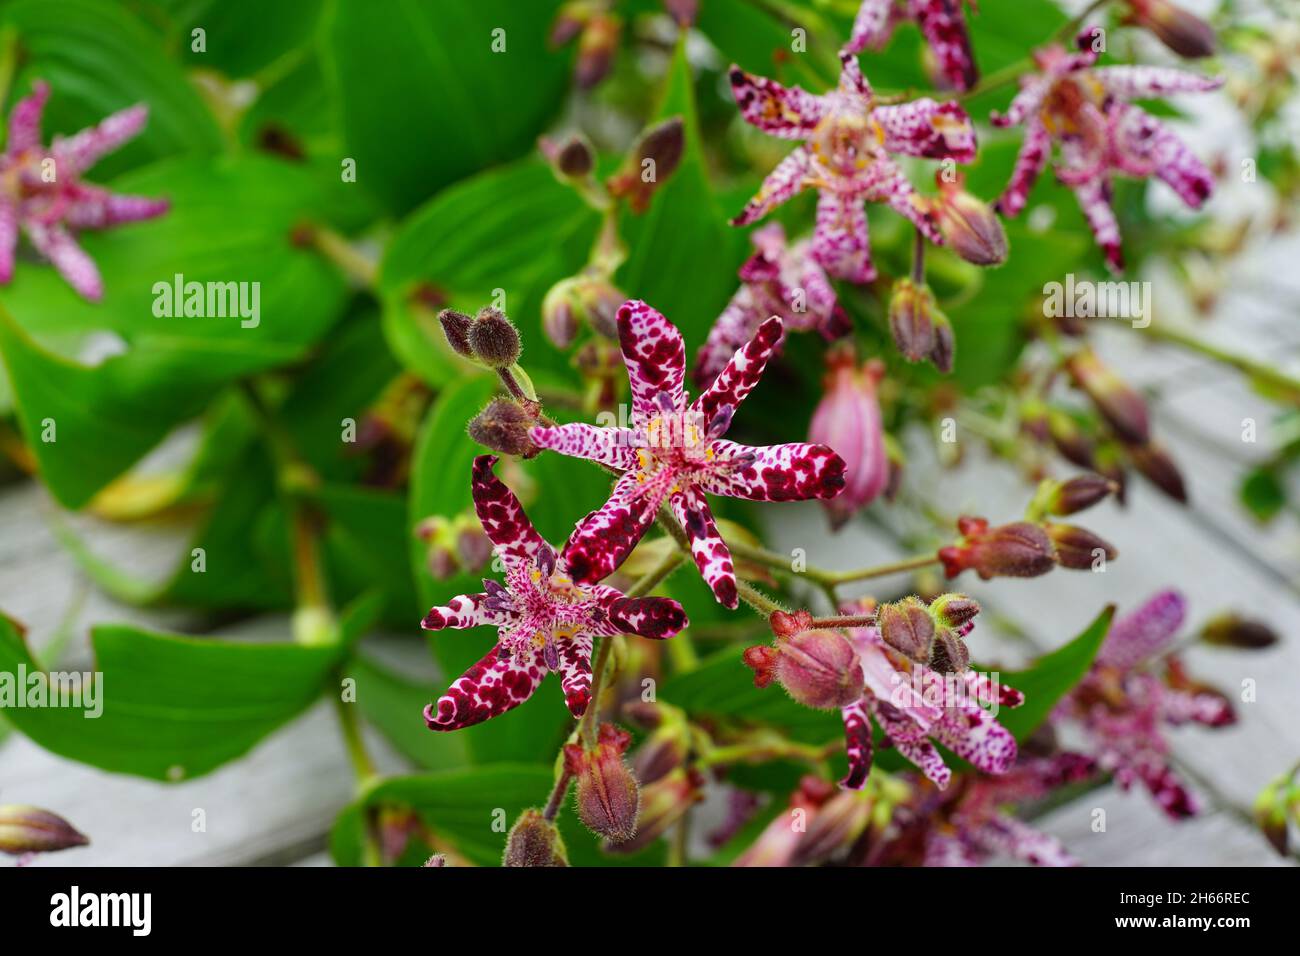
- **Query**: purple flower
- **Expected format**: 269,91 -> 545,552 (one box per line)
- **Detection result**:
421,455 -> 688,731
1055,590 -> 1235,818
993,29 -> 1223,272
729,52 -> 976,284
846,0 -> 980,92
530,300 -> 847,608
0,81 -> 169,301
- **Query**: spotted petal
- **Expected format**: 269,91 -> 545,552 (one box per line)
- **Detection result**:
1099,590 -> 1185,670
471,454 -> 547,567
1070,176 -> 1124,273
977,814 -> 1079,866
840,699 -> 874,790
995,119 -> 1051,217
670,486 -> 737,609
932,697 -> 1018,775
990,74 -> 1051,128
529,421 -> 640,471
1093,65 -> 1223,100
562,470 -> 660,584
6,81 -> 49,155
873,98 -> 976,161
701,440 -> 846,502
692,315 -> 783,431
590,585 -> 688,639
420,592 -> 508,631
912,0 -> 978,92
728,66 -> 827,139
813,190 -> 874,283
844,0 -> 898,53
63,186 -> 170,229
556,632 -> 594,718
424,643 -> 544,731
732,147 -> 812,227
52,103 -> 149,177
1112,108 -> 1215,209
616,299 -> 687,422
23,222 -> 102,301
874,702 -> 952,788
0,197 -> 17,284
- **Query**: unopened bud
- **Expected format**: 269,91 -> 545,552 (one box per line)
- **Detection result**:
542,277 -> 582,349
549,3 -> 588,47
1253,778 -> 1289,856
606,767 -> 703,854
1200,613 -> 1278,650
928,629 -> 970,672
929,593 -> 980,630
467,307 -> 522,368
631,706 -> 690,786
438,309 -> 475,359
930,310 -> 955,374
888,278 -> 934,362
575,13 -> 620,89
1126,0 -> 1215,58
1066,349 -> 1150,445
554,135 -> 594,177
788,789 -> 873,866
0,805 -> 89,856
772,628 -> 864,710
1127,441 -> 1187,504
1045,522 -> 1118,570
663,0 -> 698,27
1046,406 -> 1097,469
564,724 -> 640,844
932,172 -> 1008,266
939,516 -> 1057,580
876,597 -> 935,662
468,398 -> 538,457
1049,473 -> 1118,515
608,117 -> 685,213
503,809 -> 569,867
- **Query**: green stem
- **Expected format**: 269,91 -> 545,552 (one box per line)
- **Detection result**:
725,537 -> 940,587
823,552 -> 941,585
333,691 -> 378,785
1141,322 -> 1300,397
735,579 -> 782,616
304,224 -> 378,289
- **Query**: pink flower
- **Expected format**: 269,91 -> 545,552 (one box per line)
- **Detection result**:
808,349 -> 889,529
693,223 -> 849,389
0,81 -> 169,301
993,29 -> 1223,272
846,0 -> 980,92
530,300 -> 847,608
729,52 -> 976,283
1055,590 -> 1235,818
421,455 -> 688,731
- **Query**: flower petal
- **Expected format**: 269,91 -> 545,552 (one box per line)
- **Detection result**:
872,98 -> 976,161
6,81 -> 49,155
844,0 -> 898,53
562,470 -> 660,584
529,422 -> 640,470
912,0 -> 979,91
1092,65 -> 1223,100
732,148 -> 812,226
1069,175 -> 1124,273
840,699 -> 874,790
875,162 -> 943,242
471,454 -> 547,566
990,74 -> 1051,128
701,440 -> 847,502
62,186 -> 170,229
932,698 -> 1018,776
52,103 -> 149,176
420,592 -> 506,631
977,814 -> 1080,866
694,294 -> 757,389
616,299 -> 687,421
556,632 -> 594,718
669,487 -> 737,608
22,222 -> 102,301
1098,589 -> 1186,670
692,315 -> 783,430
728,66 -> 827,139
995,119 -> 1051,217
424,643 -> 544,731
875,703 -> 952,788
0,197 -> 17,284
591,585 -> 689,639
813,190 -> 875,282
1117,110 -> 1215,209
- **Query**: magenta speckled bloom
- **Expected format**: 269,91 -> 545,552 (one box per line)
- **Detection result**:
530,300 -> 847,609
846,0 -> 979,92
1054,590 -> 1235,818
837,611 -> 1024,791
729,52 -> 976,284
421,455 -> 687,731
993,29 -> 1222,272
694,223 -> 848,389
0,81 -> 169,301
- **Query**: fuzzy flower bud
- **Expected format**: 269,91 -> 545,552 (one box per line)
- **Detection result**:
1046,407 -> 1097,470
503,809 -> 568,867
606,767 -> 704,855
541,134 -> 595,178
0,805 -> 89,856
1066,348 -> 1150,445
468,398 -> 539,457
564,724 -> 640,844
1125,0 -> 1215,58
876,597 -> 935,662
754,628 -> 865,710
929,593 -> 981,630
542,277 -> 582,349
466,307 -> 522,368
889,278 -> 953,372
438,309 -> 475,359
608,118 -> 685,214
630,705 -> 690,786
1048,473 -> 1118,515
1045,522 -> 1118,570
932,172 -> 1008,266
788,788 -> 873,867
574,12 -> 620,89
939,516 -> 1057,580
1199,613 -> 1278,650
1127,441 -> 1187,504
809,350 -> 888,530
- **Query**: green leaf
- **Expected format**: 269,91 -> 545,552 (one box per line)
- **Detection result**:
995,605 -> 1114,742
0,615 -> 338,781
2,0 -> 222,178
176,0 -> 325,79
346,654 -> 468,771
379,159 -> 599,387
321,0 -> 569,214
0,155 -> 352,507
1239,465 -> 1286,523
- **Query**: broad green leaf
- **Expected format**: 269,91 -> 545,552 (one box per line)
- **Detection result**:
379,159 -> 600,387
321,0 -> 570,214
347,654 -> 467,771
176,0 -> 324,78
2,0 -> 222,178
0,615 -> 338,781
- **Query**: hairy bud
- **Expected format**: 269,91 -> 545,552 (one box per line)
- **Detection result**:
888,278 -> 934,362
1045,522 -> 1118,570
1199,613 -> 1278,650
564,724 -> 640,844
575,12 -> 620,89
1127,441 -> 1187,504
809,351 -> 888,529
1049,473 -> 1118,515
788,789 -> 873,867
772,628 -> 864,710
467,307 -> 522,368
468,398 -> 539,457
0,805 -> 89,856
438,309 -> 475,359
503,809 -> 568,867
939,516 -> 1057,580
606,768 -> 704,855
877,597 -> 935,662
608,117 -> 686,213
932,172 -> 1008,266
1126,0 -> 1215,58
1067,348 -> 1150,445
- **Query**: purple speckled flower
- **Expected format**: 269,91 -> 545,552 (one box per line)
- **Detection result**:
846,0 -> 980,92
993,29 -> 1223,272
1055,590 -> 1236,819
0,81 -> 169,301
729,52 -> 976,284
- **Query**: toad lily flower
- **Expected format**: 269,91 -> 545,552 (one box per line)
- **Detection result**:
530,300 -> 847,609
694,222 -> 849,389
422,455 -> 688,731
0,81 -> 169,301
992,29 -> 1223,272
1054,590 -> 1235,818
845,0 -> 980,92
729,52 -> 976,284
